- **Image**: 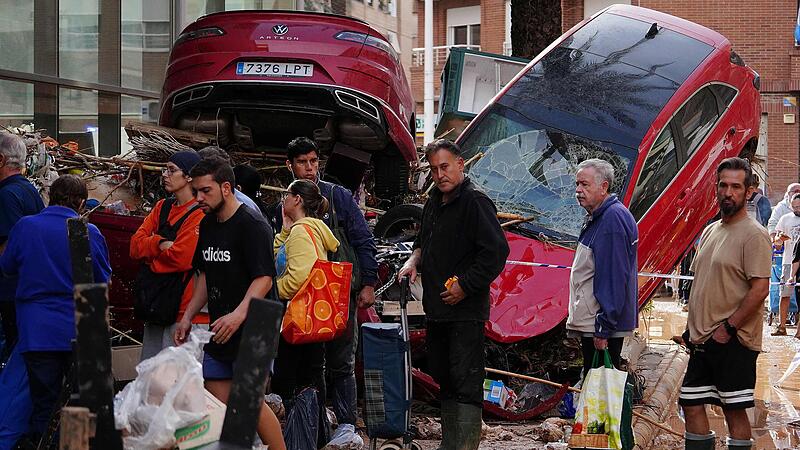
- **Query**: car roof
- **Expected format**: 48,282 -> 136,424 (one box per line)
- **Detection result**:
195,9 -> 376,34
603,4 -> 728,48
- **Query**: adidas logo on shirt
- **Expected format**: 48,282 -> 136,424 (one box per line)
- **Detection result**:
203,247 -> 231,262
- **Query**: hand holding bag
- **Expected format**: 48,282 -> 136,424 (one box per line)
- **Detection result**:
281,224 -> 353,344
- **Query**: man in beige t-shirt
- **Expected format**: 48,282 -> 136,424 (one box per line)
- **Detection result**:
679,157 -> 771,450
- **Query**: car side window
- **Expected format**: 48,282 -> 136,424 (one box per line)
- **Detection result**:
677,88 -> 720,157
629,126 -> 679,220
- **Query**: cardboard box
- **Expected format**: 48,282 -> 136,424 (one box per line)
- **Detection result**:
175,390 -> 226,449
482,379 -> 515,409
111,345 -> 142,382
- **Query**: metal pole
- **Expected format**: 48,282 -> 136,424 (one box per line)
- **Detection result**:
423,0 -> 434,143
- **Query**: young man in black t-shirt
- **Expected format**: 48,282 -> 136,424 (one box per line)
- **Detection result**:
174,156 -> 285,450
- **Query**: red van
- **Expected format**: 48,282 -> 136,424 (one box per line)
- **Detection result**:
159,10 -> 416,201
456,5 -> 761,342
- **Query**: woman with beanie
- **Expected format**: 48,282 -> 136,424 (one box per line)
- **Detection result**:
130,150 -> 208,360
271,179 -> 340,445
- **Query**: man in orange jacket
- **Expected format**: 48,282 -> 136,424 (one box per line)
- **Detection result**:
131,151 -> 207,360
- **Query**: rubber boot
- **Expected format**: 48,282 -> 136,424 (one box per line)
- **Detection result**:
437,400 -> 457,450
726,437 -> 753,450
685,431 -> 715,450
454,402 -> 482,450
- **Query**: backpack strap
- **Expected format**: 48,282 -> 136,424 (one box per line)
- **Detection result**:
170,203 -> 201,232
158,198 -> 176,230
301,224 -> 322,259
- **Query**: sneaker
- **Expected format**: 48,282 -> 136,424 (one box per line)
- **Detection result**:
771,327 -> 787,336
326,423 -> 364,448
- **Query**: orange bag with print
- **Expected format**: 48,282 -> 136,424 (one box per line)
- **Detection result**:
281,224 -> 353,344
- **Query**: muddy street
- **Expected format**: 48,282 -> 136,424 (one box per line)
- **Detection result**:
641,297 -> 800,450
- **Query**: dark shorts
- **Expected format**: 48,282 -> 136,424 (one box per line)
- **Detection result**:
203,352 -> 234,380
679,335 -> 758,410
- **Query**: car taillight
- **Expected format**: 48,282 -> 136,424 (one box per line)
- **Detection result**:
335,31 -> 398,62
175,26 -> 225,46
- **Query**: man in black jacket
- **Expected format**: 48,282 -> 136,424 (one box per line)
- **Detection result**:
399,139 -> 509,450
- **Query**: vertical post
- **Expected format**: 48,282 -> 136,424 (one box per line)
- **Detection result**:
423,0 -> 434,143
67,219 -> 93,285
59,407 -> 96,450
74,283 -> 122,450
219,298 -> 285,447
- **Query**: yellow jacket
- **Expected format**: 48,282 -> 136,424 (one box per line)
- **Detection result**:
274,217 -> 340,300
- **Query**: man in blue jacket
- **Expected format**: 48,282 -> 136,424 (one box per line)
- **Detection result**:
567,158 -> 638,378
269,137 -> 377,446
0,133 -> 45,364
0,174 -> 111,445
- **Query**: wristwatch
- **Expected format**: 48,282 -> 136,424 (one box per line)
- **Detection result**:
722,319 -> 737,337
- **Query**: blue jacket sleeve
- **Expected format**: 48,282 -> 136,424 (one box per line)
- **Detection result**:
88,225 -> 112,283
333,186 -> 378,287
0,189 -> 24,244
592,228 -> 634,338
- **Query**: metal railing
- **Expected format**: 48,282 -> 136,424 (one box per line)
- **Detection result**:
411,45 -> 481,67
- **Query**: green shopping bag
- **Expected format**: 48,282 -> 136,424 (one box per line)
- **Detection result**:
572,349 -> 629,449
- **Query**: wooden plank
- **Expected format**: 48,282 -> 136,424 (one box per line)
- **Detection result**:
59,407 -> 96,450
218,298 -> 285,448
74,283 -> 123,450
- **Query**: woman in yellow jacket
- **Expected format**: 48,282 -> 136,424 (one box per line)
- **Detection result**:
271,179 -> 339,443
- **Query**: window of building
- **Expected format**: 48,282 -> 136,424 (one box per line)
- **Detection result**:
59,88 -> 99,154
0,1 -> 34,73
0,79 -> 33,128
447,6 -> 480,48
583,0 -> 630,19
59,0 -> 100,83
122,0 -> 172,92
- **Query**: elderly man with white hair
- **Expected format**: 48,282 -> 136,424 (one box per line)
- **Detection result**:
0,133 -> 44,364
567,158 -> 639,379
768,182 -> 800,236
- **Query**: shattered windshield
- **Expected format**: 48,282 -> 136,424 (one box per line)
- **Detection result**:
461,105 -> 635,242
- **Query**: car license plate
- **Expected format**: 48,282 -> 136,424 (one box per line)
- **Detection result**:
236,62 -> 313,77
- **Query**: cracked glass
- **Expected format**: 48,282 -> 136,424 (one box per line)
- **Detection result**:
463,105 -> 632,243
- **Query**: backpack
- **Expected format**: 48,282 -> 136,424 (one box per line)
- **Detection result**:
746,192 -> 764,224
133,199 -> 199,326
327,185 -> 362,293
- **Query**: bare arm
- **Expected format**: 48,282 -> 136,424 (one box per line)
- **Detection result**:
174,272 -> 208,345
398,248 -> 422,283
210,275 -> 273,344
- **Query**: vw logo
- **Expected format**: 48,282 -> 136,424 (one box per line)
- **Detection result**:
272,24 -> 288,36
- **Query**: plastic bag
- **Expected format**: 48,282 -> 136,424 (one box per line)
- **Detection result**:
283,388 -> 319,450
571,350 -> 628,449
114,329 -> 212,450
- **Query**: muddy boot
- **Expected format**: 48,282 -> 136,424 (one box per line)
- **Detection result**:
726,437 -> 753,450
454,402 -> 482,450
437,400 -> 457,450
685,431 -> 715,450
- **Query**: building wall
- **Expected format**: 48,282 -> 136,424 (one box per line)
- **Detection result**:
561,0 -> 800,200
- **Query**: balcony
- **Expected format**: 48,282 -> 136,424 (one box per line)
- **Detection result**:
503,41 -> 512,56
411,45 -> 480,67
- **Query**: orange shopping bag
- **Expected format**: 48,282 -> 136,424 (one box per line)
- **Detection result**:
281,225 -> 353,344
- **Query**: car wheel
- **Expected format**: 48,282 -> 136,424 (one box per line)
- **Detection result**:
373,150 -> 409,204
374,204 -> 423,242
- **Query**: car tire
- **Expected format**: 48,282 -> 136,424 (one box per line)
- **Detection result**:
373,151 -> 409,203
374,203 -> 423,242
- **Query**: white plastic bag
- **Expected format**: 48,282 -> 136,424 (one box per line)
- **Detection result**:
114,329 -> 213,450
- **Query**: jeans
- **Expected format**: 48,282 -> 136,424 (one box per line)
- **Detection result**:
426,320 -> 485,406
324,297 -> 358,425
22,351 -> 72,436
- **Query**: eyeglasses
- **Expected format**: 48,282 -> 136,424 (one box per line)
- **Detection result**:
162,167 -> 182,176
281,191 -> 293,201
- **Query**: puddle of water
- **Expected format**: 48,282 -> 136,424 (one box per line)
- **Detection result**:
641,298 -> 800,449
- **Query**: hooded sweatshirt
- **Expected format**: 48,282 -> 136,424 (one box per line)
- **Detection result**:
566,195 -> 639,338
274,217 -> 340,300
769,196 -> 793,234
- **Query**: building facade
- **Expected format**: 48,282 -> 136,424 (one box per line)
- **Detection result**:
564,0 -> 799,201
409,0 -> 511,134
0,0 -> 412,156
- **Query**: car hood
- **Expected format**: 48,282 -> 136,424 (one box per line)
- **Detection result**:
487,231 -> 575,343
